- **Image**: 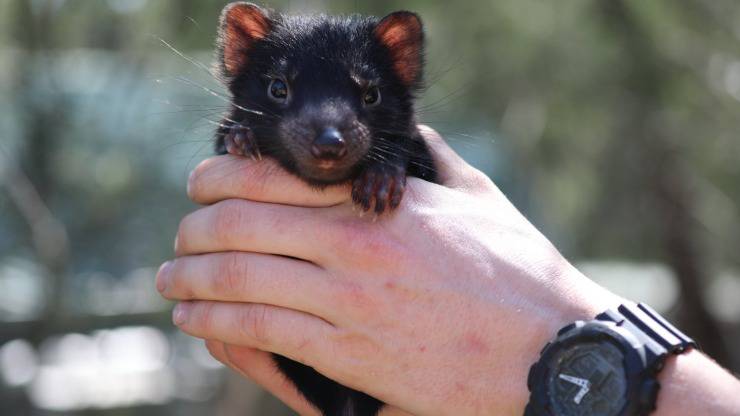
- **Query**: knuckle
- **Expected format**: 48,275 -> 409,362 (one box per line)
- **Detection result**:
332,280 -> 375,315
238,165 -> 271,198
328,330 -> 375,379
212,253 -> 249,296
212,199 -> 248,245
282,332 -> 315,368
327,220 -> 363,252
166,261 -> 195,299
193,302 -> 215,332
260,204 -> 292,234
237,304 -> 272,345
466,169 -> 494,192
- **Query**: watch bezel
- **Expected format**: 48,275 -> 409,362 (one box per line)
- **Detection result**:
527,320 -> 650,416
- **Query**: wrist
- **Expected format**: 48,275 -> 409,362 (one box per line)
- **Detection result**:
651,350 -> 695,416
528,265 -> 623,356
507,266 -> 622,415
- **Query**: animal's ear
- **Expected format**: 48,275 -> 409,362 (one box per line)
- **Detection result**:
374,11 -> 424,86
218,2 -> 272,77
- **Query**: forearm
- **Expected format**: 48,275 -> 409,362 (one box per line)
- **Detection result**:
653,349 -> 740,416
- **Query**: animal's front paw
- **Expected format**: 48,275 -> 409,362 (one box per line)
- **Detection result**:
224,124 -> 261,160
352,163 -> 407,215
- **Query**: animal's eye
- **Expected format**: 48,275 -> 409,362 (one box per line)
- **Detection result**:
268,78 -> 289,102
363,86 -> 381,107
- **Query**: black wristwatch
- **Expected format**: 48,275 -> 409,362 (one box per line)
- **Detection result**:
525,302 -> 697,416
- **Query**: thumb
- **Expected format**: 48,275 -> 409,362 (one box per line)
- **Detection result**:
418,125 -> 490,190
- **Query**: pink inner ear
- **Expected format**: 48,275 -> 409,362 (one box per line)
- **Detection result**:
222,4 -> 271,75
375,14 -> 423,86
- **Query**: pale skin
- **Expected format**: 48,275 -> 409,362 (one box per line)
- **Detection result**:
157,126 -> 740,415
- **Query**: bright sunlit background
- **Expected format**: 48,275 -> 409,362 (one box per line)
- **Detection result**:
1,0 -> 739,415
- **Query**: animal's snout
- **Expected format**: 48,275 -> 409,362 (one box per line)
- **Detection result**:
311,128 -> 347,160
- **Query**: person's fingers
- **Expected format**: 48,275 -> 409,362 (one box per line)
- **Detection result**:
207,341 -> 413,416
418,125 -> 494,192
205,340 -> 320,416
158,252 -> 338,320
174,198 -> 339,264
190,128 -> 490,206
188,155 -> 349,207
417,125 -> 468,186
174,301 -> 335,366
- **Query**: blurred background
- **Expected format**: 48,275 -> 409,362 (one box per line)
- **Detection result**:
1,0 -> 739,414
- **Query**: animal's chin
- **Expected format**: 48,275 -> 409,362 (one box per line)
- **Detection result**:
296,159 -> 358,185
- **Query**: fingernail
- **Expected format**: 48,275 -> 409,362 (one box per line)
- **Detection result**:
173,233 -> 180,253
156,261 -> 173,293
173,302 -> 191,325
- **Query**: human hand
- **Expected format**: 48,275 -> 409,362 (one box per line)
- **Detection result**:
157,126 -> 621,415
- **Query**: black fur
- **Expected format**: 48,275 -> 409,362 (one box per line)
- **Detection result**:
213,3 -> 437,415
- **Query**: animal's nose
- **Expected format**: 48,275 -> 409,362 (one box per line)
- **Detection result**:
311,128 -> 347,159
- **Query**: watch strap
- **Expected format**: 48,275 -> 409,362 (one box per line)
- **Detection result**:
596,302 -> 697,372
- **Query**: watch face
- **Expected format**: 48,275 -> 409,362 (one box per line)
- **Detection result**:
547,341 -> 627,416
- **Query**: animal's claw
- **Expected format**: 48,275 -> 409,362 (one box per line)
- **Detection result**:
351,163 -> 406,215
224,124 -> 260,160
